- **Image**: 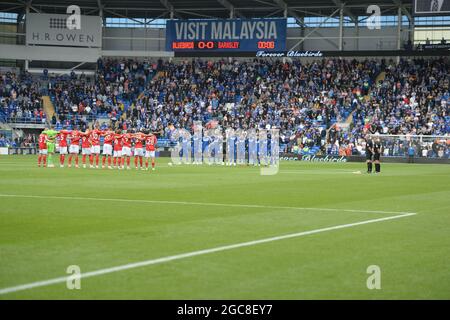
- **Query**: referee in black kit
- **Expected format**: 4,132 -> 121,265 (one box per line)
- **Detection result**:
373,135 -> 382,173
365,135 -> 374,174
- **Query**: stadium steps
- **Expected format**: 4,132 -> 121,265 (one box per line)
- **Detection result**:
42,96 -> 58,125
84,70 -> 162,127
338,67 -> 385,127
151,71 -> 165,82
0,122 -> 13,130
135,70 -> 164,101
118,70 -> 163,123
375,71 -> 386,83
344,110 -> 355,125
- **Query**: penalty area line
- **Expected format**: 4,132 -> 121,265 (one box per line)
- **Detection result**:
0,194 -> 417,215
0,212 -> 416,296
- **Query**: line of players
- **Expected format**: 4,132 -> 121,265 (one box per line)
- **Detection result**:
38,125 -> 157,171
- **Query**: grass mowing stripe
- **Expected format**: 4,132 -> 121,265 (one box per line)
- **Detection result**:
0,212 -> 416,296
0,193 -> 417,215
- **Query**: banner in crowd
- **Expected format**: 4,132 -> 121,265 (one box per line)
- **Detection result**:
280,154 -> 347,162
166,18 -> 286,52
26,13 -> 102,47
174,49 -> 450,57
255,50 -> 324,57
421,43 -> 450,50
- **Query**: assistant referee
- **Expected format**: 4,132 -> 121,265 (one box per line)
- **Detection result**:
365,135 -> 374,174
373,136 -> 382,173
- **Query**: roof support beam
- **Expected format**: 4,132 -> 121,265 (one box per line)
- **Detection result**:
176,10 -> 217,19
273,0 -> 339,49
1,4 -> 24,12
217,0 -> 245,18
103,8 -> 148,25
97,0 -> 104,21
252,0 -> 279,6
17,0 -> 40,13
272,0 -> 300,25
331,0 -> 357,23
289,7 -> 341,50
159,0 -> 183,19
392,0 -> 412,21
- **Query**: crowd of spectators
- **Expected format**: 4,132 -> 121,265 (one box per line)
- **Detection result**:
47,59 -> 158,129
0,134 -> 12,147
319,57 -> 449,157
1,57 -> 448,158
0,71 -> 45,123
0,133 -> 35,148
122,58 -> 380,152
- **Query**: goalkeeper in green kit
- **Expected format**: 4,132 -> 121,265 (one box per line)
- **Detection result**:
42,126 -> 59,168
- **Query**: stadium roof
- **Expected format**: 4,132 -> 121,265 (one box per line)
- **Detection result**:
1,0 -> 413,21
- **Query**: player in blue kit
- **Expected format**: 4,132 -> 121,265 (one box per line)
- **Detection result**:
248,130 -> 258,166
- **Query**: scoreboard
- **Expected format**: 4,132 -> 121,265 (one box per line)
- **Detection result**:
166,18 -> 286,52
171,40 -> 278,50
413,0 -> 450,15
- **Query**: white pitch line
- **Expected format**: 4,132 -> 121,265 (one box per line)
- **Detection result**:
279,170 -> 354,175
0,194 -> 417,215
0,212 -> 416,295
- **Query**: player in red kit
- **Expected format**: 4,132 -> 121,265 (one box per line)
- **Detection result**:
133,130 -> 146,170
58,129 -> 71,168
89,125 -> 103,168
121,130 -> 133,170
68,129 -> 82,168
81,129 -> 92,168
38,129 -> 48,167
101,127 -> 114,169
144,132 -> 157,171
113,129 -> 123,169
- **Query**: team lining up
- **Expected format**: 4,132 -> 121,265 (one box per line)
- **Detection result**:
37,126 -> 158,170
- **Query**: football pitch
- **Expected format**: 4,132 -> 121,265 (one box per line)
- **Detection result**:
0,155 -> 449,299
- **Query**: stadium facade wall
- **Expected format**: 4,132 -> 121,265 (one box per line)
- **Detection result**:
0,23 -> 414,66
103,27 -> 166,51
287,27 -> 409,51
0,44 -> 101,63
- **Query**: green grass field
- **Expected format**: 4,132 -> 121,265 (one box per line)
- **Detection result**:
0,155 -> 449,299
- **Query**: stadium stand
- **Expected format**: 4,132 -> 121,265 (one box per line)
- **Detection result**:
0,71 -> 46,124
1,57 -> 448,157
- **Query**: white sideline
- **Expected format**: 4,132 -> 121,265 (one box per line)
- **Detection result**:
0,194 -> 417,215
0,212 -> 416,295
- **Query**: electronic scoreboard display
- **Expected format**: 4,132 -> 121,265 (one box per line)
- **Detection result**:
414,0 -> 450,15
166,18 -> 287,52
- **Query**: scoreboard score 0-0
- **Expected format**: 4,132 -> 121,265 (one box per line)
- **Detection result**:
171,40 -> 277,50
166,18 -> 286,52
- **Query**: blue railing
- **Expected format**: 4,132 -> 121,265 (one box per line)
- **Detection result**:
3,116 -> 47,124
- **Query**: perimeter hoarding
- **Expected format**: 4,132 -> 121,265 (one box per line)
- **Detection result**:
166,18 -> 286,52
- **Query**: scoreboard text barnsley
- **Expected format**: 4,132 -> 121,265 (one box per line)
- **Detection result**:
166,18 -> 286,52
